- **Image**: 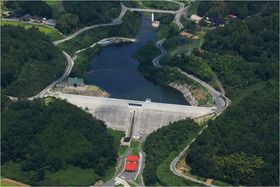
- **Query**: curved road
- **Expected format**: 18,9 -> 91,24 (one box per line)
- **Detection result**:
53,3 -> 128,45
152,39 -> 166,68
26,3 -> 129,100
152,37 -> 231,186
168,0 -> 186,29
28,51 -> 74,100
20,1 -> 185,100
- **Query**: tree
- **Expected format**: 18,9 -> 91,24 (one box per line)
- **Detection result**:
56,13 -> 80,34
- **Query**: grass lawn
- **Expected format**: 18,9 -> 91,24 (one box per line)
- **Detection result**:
130,140 -> 140,155
118,146 -> 128,158
41,166 -> 98,186
1,20 -> 64,41
107,128 -> 125,150
0,181 -> 13,186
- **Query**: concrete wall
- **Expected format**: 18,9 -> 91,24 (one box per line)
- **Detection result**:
56,94 -> 216,136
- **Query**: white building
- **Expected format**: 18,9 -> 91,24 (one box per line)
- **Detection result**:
190,14 -> 202,23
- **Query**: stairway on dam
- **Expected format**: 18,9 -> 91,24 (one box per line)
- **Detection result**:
56,94 -> 216,136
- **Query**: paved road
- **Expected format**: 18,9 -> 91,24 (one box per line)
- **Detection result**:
53,3 -> 127,45
28,51 -> 74,100
169,0 -> 186,29
169,125 -> 215,186
151,33 -> 231,185
176,68 -> 231,111
152,39 -> 230,111
127,7 -> 176,14
152,39 -> 166,68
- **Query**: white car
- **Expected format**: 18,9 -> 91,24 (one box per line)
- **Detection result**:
114,181 -> 121,185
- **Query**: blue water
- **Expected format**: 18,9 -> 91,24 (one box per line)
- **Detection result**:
86,16 -> 187,105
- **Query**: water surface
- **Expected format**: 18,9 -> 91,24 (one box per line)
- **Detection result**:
87,16 -> 187,105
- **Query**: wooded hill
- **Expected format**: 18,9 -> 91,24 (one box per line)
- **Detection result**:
1,25 -> 65,98
185,1 -> 279,186
1,97 -> 118,185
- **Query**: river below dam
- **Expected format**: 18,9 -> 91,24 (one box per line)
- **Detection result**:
86,15 -> 187,105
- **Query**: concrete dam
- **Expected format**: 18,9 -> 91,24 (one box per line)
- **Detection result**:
56,94 -> 216,136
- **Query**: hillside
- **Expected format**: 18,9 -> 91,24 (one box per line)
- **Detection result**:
187,79 -> 279,185
1,25 -> 65,98
1,97 -> 118,185
183,1 -> 279,186
139,1 -> 278,186
142,119 -> 199,186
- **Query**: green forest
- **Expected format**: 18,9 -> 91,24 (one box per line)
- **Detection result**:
1,25 -> 65,98
63,1 -> 121,26
55,1 -> 121,34
183,1 -> 279,186
143,119 -> 199,186
1,97 -> 119,185
187,80 -> 279,186
58,11 -> 141,55
4,1 -> 53,18
141,1 -> 279,186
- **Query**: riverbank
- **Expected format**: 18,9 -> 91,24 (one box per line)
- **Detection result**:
134,42 -> 213,106
51,84 -> 109,97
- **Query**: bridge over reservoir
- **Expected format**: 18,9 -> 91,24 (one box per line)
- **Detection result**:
55,94 -> 216,136
127,8 -> 177,14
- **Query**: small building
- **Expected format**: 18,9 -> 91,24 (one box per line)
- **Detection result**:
190,14 -> 202,23
127,155 -> 139,162
206,179 -> 214,185
228,14 -> 237,19
31,15 -> 42,23
45,19 -> 56,26
179,31 -> 194,38
125,162 -> 137,172
2,11 -> 12,17
21,14 -> 31,21
208,16 -> 225,27
192,35 -> 199,40
152,21 -> 160,28
67,77 -> 84,87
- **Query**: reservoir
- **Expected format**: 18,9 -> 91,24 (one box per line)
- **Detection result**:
86,15 -> 187,105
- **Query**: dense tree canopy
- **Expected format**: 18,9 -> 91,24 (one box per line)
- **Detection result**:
5,1 -> 53,18
143,119 -> 199,185
187,80 -> 279,186
197,1 -> 278,18
203,14 -> 279,64
183,1 -> 279,186
1,97 -> 117,185
55,13 -> 80,34
63,1 -> 121,26
1,25 -> 65,98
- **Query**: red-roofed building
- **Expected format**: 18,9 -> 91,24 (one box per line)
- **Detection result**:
127,155 -> 139,162
125,162 -> 137,172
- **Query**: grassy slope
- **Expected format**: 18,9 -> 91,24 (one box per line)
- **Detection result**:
0,20 -> 64,41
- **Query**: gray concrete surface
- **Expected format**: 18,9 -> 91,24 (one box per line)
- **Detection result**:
127,7 -> 176,14
53,93 -> 216,136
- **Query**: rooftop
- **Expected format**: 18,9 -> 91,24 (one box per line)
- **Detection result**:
127,155 -> 139,162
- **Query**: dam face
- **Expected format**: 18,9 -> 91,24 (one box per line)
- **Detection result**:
57,94 -> 215,136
